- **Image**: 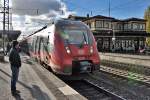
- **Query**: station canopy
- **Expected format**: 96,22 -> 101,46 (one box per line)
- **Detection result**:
0,30 -> 21,41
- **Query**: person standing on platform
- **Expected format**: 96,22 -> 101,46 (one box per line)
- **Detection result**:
9,40 -> 21,95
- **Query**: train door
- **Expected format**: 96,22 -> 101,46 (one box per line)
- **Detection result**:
30,36 -> 36,58
43,37 -> 50,65
39,37 -> 44,63
39,37 -> 50,66
34,36 -> 41,61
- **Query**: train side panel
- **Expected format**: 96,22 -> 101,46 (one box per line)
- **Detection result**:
22,19 -> 100,76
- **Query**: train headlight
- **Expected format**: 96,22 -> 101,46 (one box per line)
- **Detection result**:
65,46 -> 71,54
90,46 -> 94,54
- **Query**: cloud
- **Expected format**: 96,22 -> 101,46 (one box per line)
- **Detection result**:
12,0 -> 68,16
12,15 -> 44,30
11,0 -> 75,37
11,0 -> 75,24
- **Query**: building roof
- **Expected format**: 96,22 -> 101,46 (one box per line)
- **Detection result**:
123,17 -> 146,22
68,15 -> 87,21
83,15 -> 116,21
68,15 -> 147,24
91,15 -> 115,19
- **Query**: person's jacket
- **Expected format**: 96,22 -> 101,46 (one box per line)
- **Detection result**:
9,48 -> 21,68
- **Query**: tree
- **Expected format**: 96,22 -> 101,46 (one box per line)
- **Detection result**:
144,6 -> 150,47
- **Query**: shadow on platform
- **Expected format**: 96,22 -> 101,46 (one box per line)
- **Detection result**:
0,68 -> 51,100
12,93 -> 24,100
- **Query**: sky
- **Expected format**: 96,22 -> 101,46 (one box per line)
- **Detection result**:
1,0 -> 150,37
1,0 -> 72,36
64,0 -> 150,19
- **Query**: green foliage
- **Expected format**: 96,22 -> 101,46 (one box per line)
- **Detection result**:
144,6 -> 150,46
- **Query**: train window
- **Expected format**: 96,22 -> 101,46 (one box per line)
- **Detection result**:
57,27 -> 92,45
61,29 -> 90,45
56,20 -> 93,45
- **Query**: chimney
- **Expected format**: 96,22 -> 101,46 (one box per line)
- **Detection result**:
87,14 -> 90,18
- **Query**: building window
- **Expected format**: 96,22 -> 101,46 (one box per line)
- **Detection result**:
129,40 -> 132,47
96,21 -> 103,28
140,41 -> 144,46
133,23 -> 138,30
143,24 -> 145,30
104,21 -> 109,28
139,24 -> 143,30
91,21 -> 95,28
122,40 -> 125,48
117,24 -> 122,30
128,24 -> 131,30
124,24 -> 128,30
115,40 -> 120,49
103,38 -> 109,50
111,23 -> 113,29
139,24 -> 145,30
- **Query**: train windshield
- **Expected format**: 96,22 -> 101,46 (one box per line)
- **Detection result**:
62,29 -> 89,45
56,21 -> 93,45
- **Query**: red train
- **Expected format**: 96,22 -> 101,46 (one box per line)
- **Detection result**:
21,19 -> 100,75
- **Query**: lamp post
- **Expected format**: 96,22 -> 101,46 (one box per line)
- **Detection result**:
109,0 -> 110,17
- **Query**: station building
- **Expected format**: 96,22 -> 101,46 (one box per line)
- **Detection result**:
0,30 -> 21,48
68,15 -> 150,53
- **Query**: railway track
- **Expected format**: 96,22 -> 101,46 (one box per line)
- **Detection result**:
100,65 -> 150,86
23,54 -> 150,99
85,64 -> 150,100
101,60 -> 150,76
66,79 -> 125,100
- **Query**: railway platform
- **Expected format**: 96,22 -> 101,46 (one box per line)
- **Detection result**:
99,52 -> 150,67
0,55 -> 86,100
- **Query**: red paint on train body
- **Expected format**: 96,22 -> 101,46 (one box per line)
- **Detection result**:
21,19 -> 100,75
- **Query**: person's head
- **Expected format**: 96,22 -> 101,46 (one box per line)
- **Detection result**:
12,40 -> 19,49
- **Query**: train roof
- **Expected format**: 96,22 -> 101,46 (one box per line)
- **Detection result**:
28,19 -> 84,35
18,19 -> 86,42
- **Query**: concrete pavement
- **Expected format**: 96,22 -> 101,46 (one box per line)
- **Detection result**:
99,52 -> 150,67
0,56 -> 86,100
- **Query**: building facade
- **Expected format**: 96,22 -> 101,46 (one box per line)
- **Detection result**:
69,15 -> 150,53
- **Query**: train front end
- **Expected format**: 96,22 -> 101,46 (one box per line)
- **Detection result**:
53,20 -> 100,75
